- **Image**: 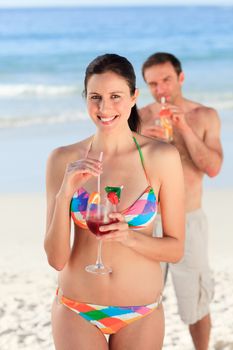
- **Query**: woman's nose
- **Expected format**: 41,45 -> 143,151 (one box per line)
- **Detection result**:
99,99 -> 112,114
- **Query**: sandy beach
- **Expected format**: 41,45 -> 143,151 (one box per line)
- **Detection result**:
1,189 -> 232,350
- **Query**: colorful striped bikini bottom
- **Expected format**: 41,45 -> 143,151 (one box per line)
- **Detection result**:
56,288 -> 162,335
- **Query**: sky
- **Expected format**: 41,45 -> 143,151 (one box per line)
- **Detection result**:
0,0 -> 232,7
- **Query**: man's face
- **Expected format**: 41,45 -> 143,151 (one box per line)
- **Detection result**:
143,62 -> 184,104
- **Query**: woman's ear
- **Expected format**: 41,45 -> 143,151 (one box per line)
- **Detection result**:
132,88 -> 139,106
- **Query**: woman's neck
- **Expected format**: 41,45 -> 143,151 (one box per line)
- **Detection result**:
91,129 -> 135,157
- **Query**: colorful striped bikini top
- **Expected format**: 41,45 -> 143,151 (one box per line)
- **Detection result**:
70,137 -> 157,230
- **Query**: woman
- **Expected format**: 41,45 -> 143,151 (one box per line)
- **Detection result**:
44,53 -> 185,350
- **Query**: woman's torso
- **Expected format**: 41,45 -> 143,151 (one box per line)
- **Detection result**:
58,133 -> 163,305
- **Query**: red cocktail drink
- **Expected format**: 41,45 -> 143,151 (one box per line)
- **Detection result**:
87,217 -> 118,236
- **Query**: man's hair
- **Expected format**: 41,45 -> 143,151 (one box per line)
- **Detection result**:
142,52 -> 182,79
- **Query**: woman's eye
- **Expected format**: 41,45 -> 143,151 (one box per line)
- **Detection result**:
112,95 -> 120,99
90,95 -> 101,100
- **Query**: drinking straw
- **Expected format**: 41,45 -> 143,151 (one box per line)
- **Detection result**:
161,96 -> 166,106
97,151 -> 103,217
97,151 -> 103,195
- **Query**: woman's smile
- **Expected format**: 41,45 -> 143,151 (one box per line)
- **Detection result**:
97,114 -> 119,125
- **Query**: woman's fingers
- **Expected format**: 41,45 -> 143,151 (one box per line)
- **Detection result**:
99,213 -> 129,240
109,212 -> 125,222
67,158 -> 102,176
99,221 -> 128,233
70,157 -> 102,168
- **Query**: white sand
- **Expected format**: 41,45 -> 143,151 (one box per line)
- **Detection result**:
0,189 -> 232,349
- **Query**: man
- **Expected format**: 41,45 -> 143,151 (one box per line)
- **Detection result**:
139,52 -> 223,350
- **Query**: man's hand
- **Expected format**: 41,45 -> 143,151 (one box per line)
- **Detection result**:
165,103 -> 189,132
142,123 -> 168,141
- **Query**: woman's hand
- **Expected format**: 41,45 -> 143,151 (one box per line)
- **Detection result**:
58,157 -> 102,199
99,213 -> 133,247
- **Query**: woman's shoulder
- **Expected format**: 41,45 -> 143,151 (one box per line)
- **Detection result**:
47,136 -> 93,165
135,132 -> 178,157
134,133 -> 181,181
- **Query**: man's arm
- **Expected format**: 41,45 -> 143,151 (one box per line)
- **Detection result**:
172,107 -> 223,177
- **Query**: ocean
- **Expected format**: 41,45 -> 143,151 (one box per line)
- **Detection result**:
0,6 -> 232,192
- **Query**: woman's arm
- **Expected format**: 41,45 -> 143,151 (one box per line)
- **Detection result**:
44,148 -> 72,271
44,146 -> 102,270
100,144 -> 185,263
152,144 -> 185,262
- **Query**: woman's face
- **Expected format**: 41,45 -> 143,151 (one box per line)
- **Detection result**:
86,71 -> 138,130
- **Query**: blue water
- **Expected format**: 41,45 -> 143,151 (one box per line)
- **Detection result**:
0,6 -> 232,191
0,6 -> 233,126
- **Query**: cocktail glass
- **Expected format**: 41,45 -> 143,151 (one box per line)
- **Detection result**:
85,201 -> 117,274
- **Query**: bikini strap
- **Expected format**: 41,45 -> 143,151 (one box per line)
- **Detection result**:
132,136 -> 151,185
